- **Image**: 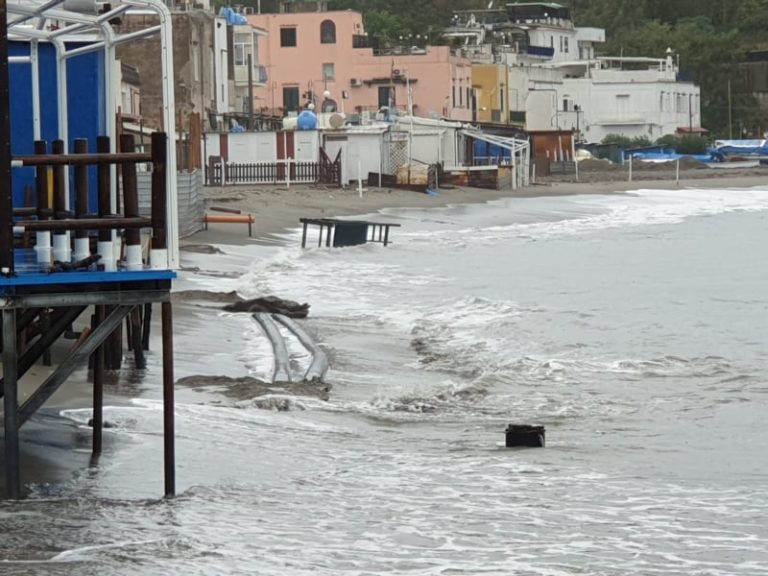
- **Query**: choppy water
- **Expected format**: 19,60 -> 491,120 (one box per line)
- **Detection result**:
2,187 -> 768,575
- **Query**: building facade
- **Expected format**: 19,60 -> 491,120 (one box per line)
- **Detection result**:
247,8 -> 473,122
446,2 -> 701,143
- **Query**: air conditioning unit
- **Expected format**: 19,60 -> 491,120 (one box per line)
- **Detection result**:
350,78 -> 363,87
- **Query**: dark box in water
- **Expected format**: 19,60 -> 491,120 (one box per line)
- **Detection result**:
333,222 -> 368,247
505,424 -> 545,447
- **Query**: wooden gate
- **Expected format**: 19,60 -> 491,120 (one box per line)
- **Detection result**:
319,148 -> 342,186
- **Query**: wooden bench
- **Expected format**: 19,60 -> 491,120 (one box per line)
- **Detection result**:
204,207 -> 255,237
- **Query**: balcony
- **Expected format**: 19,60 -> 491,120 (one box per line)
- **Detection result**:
234,63 -> 268,86
526,45 -> 555,58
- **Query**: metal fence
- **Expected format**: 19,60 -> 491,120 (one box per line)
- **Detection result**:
138,169 -> 204,238
208,156 -> 341,187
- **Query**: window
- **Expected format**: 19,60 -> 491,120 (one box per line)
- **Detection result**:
283,86 -> 300,112
322,63 -> 335,82
616,94 -> 629,117
378,86 -> 392,108
559,36 -> 563,52
280,27 -> 297,47
320,20 -> 336,44
564,36 -> 569,53
234,32 -> 252,66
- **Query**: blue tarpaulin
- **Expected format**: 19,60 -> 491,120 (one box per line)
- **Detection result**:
708,139 -> 768,161
219,7 -> 248,25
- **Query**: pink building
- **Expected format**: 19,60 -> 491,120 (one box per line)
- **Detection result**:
247,10 -> 473,122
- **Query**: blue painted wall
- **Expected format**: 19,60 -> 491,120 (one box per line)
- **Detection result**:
9,41 -> 105,209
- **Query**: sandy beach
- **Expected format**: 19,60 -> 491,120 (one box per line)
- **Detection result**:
188,166 -> 768,245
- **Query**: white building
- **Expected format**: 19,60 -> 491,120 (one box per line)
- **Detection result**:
537,53 -> 701,143
213,16 -> 268,123
445,3 -> 701,144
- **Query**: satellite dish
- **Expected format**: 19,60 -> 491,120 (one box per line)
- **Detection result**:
329,113 -> 345,129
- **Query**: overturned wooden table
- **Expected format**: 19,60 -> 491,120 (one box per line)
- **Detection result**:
299,218 -> 401,248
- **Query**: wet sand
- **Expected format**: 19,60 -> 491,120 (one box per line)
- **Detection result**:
189,169 -> 768,245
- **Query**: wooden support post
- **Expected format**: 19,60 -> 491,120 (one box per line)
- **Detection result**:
73,139 -> 90,260
131,306 -> 145,369
141,303 -> 152,351
40,309 -> 51,366
34,140 -> 48,219
151,132 -> 168,255
161,301 -> 175,497
120,134 -> 142,268
2,308 -> 20,499
97,136 -> 111,238
384,225 -> 391,247
52,140 -> 67,212
301,221 -> 308,248
92,305 -> 105,455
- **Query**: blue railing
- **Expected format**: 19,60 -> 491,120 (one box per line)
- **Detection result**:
526,45 -> 555,58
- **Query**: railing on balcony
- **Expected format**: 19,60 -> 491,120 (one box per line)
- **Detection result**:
254,64 -> 268,84
526,45 -> 555,58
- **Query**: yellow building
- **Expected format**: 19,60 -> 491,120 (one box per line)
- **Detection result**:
473,64 -> 509,124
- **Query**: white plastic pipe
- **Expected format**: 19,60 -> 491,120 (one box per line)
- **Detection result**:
98,240 -> 115,272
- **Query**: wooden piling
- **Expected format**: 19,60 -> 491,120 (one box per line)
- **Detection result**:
2,308 -> 19,498
120,134 -> 141,253
96,136 -> 111,242
92,305 -> 105,455
34,140 -> 48,220
151,132 -> 168,253
52,140 -> 67,216
162,301 -> 175,497
73,138 -> 90,252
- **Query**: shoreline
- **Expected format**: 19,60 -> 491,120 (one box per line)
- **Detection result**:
185,170 -> 768,247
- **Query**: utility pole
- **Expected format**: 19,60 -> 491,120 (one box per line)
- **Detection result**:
728,79 -> 733,139
247,53 -> 254,130
688,93 -> 692,134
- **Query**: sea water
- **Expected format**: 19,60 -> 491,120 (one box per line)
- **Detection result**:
1,187 -> 767,575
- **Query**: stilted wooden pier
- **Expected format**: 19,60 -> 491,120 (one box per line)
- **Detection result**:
0,0 -> 181,500
0,129 -> 176,497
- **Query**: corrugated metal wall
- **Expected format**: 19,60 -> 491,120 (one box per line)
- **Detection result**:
138,169 -> 204,239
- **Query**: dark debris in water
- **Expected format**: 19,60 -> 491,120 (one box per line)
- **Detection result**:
176,375 -> 330,402
180,244 -> 224,254
223,295 -> 310,318
172,290 -> 241,304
